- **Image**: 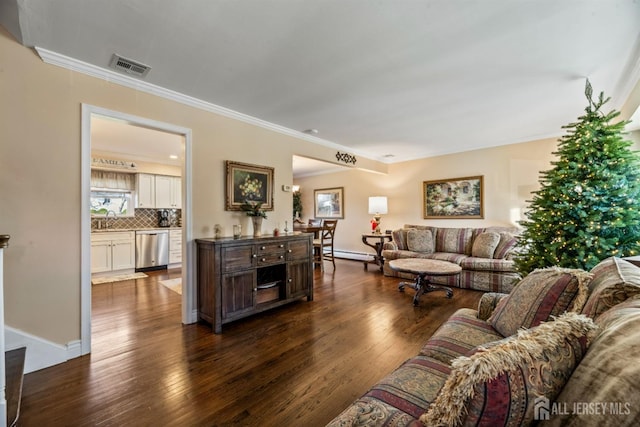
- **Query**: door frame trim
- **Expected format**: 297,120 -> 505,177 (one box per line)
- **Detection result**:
80,104 -> 194,355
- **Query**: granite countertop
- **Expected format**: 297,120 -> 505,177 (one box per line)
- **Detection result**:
92,227 -> 182,233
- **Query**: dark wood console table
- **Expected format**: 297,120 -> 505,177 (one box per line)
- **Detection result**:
362,233 -> 392,271
196,233 -> 313,333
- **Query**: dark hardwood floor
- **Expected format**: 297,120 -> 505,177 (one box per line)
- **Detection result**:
20,259 -> 483,426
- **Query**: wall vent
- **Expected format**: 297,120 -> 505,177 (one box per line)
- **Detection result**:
108,54 -> 151,78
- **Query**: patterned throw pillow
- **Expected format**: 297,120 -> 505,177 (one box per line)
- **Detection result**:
488,267 -> 592,337
493,232 -> 518,259
435,228 -> 474,255
581,257 -> 640,319
407,229 -> 434,253
392,228 -> 411,251
420,312 -> 597,427
471,232 -> 500,258
547,298 -> 640,426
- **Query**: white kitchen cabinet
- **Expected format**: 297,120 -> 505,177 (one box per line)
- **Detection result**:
170,176 -> 181,209
137,174 -> 181,209
155,175 -> 181,209
169,229 -> 182,266
136,173 -> 155,208
155,175 -> 172,208
91,231 -> 135,273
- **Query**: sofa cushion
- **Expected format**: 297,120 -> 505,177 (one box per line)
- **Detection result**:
547,297 -> 640,426
434,228 -> 474,255
488,267 -> 592,337
420,308 -> 504,364
406,229 -> 434,253
427,252 -> 468,264
326,356 -> 450,426
420,312 -> 596,427
477,292 -> 510,321
392,228 -> 411,251
493,232 -> 518,259
471,232 -> 500,258
581,257 -> 640,319
382,249 -> 435,261
459,257 -> 515,273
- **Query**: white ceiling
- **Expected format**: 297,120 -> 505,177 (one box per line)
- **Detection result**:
2,0 -> 640,164
91,116 -> 183,166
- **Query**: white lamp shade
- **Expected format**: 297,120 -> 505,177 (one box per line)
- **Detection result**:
368,196 -> 388,214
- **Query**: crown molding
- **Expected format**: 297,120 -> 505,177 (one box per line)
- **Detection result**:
34,47 -> 372,160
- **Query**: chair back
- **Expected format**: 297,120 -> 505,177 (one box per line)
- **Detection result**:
308,218 -> 323,227
320,220 -> 338,243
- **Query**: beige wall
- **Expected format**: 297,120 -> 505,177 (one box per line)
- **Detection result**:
2,24 -> 640,347
294,138 -> 558,255
0,28 -> 386,345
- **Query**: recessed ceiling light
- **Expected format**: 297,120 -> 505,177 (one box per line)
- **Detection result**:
169,155 -> 178,159
383,154 -> 395,158
303,129 -> 319,134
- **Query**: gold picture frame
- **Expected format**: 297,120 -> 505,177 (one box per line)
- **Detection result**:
423,175 -> 484,219
314,187 -> 344,219
225,161 -> 274,211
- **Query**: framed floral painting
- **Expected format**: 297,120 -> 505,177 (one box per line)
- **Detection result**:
423,175 -> 484,219
225,161 -> 274,211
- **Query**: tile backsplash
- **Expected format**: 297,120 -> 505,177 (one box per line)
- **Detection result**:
92,208 -> 181,230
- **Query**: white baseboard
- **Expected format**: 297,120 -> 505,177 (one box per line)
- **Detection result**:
5,326 -> 81,374
333,250 -> 375,261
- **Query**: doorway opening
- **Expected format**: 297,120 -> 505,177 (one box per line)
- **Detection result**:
80,105 -> 194,355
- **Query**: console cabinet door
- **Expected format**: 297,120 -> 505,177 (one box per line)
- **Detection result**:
221,270 -> 256,320
222,245 -> 255,272
287,261 -> 310,299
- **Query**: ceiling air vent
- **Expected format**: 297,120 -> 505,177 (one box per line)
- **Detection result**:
108,54 -> 151,78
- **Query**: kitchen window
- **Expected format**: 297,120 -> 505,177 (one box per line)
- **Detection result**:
90,190 -> 134,217
90,170 -> 135,217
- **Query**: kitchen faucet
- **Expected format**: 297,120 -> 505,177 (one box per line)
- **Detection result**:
105,210 -> 117,229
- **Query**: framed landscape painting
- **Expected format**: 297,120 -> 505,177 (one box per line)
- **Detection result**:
225,161 -> 274,211
423,176 -> 484,219
314,187 -> 344,219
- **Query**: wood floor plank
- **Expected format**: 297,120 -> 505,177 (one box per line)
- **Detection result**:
19,260 -> 483,426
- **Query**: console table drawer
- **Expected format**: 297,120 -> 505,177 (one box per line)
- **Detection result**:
257,242 -> 286,255
257,253 -> 286,266
221,245 -> 255,272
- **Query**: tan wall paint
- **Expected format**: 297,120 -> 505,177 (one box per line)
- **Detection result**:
294,137 -> 558,255
2,25 -> 639,346
0,29 -> 388,344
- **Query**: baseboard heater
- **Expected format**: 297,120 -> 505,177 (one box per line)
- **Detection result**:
333,250 -> 375,262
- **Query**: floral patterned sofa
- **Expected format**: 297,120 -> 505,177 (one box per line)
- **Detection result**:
381,225 -> 521,293
327,257 -> 640,426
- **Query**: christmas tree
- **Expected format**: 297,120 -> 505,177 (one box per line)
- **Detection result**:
515,80 -> 640,274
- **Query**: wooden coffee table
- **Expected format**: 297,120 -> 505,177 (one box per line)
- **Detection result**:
388,258 -> 461,306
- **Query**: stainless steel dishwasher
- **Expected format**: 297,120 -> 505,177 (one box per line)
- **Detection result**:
135,230 -> 169,270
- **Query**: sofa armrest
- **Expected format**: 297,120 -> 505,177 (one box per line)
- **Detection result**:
383,241 -> 398,250
477,292 -> 509,320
